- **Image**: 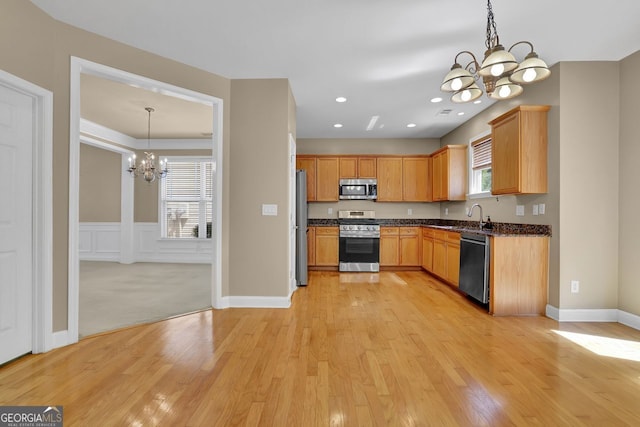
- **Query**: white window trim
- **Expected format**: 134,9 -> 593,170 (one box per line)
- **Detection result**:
158,156 -> 213,240
467,130 -> 492,199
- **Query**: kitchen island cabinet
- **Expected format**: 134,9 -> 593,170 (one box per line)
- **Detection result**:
490,235 -> 549,316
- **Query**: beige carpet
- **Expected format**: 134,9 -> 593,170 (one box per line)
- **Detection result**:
79,261 -> 211,338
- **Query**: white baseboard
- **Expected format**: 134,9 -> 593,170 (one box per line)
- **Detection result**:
546,304 -> 640,331
51,330 -> 76,350
224,296 -> 292,309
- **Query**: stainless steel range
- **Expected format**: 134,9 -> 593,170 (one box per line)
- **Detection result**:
338,210 -> 380,272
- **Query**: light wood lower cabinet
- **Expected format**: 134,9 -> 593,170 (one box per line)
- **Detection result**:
425,228 -> 460,287
314,226 -> 339,266
380,227 -> 400,266
490,236 -> 549,316
399,227 -> 421,266
307,227 -> 316,266
421,229 -> 434,271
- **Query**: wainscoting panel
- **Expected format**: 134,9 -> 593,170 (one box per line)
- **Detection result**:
79,222 -> 212,263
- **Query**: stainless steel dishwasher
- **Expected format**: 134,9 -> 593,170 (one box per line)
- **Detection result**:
459,233 -> 490,304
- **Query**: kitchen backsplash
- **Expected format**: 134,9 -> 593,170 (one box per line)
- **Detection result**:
307,200 -> 441,219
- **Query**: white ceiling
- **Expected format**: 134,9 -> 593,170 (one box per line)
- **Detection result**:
33,0 -> 640,139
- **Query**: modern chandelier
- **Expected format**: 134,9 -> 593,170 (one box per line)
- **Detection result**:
440,0 -> 551,103
127,107 -> 168,183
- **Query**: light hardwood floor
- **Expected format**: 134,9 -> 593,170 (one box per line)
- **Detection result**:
2,271 -> 640,426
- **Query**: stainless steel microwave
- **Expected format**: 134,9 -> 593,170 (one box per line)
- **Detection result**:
339,179 -> 377,200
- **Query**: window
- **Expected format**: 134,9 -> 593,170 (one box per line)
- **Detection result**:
160,158 -> 213,239
470,135 -> 492,195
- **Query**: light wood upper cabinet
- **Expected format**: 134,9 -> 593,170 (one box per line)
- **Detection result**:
402,157 -> 431,202
315,227 -> 339,266
432,145 -> 467,201
316,157 -> 339,201
376,157 -> 403,201
339,157 -> 377,179
489,105 -> 550,195
339,157 -> 358,179
296,156 -> 317,201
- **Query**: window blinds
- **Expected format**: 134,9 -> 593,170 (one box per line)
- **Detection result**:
471,137 -> 492,170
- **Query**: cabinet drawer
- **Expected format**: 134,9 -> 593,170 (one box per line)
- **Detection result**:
380,227 -> 400,236
433,230 -> 447,241
446,231 -> 460,244
422,228 -> 434,239
400,227 -> 420,236
315,227 -> 339,236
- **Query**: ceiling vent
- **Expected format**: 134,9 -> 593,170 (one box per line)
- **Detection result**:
437,109 -> 453,116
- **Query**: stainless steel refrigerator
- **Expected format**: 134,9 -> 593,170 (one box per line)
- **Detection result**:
295,170 -> 308,286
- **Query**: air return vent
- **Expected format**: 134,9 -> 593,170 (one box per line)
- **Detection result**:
437,109 -> 453,116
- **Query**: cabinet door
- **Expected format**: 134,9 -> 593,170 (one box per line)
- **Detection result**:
446,243 -> 460,287
433,235 -> 447,278
339,157 -> 358,179
402,158 -> 430,202
399,228 -> 420,266
432,152 -> 443,201
316,157 -> 339,201
307,227 -> 316,266
491,112 -> 520,194
296,157 -> 317,201
358,158 -> 377,178
315,227 -> 338,266
379,227 -> 399,266
422,235 -> 433,271
377,157 -> 403,201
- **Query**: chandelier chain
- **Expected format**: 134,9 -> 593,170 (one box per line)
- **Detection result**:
485,0 -> 498,50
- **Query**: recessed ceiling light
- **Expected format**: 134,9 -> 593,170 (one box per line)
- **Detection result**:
334,123 -> 343,128
457,112 -> 465,116
407,123 -> 417,128
366,115 -> 379,131
473,99 -> 482,104
430,97 -> 443,103
335,97 -> 347,103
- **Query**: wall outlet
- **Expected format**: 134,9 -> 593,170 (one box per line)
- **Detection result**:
445,208 -> 449,216
516,205 -> 525,216
539,203 -> 546,215
328,207 -> 333,215
407,208 -> 413,215
465,207 -> 470,215
532,204 -> 539,216
571,280 -> 580,293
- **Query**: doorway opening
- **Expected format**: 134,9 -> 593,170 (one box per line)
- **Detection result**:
69,57 -> 223,342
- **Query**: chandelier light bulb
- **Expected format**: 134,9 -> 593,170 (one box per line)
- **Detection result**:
498,85 -> 511,98
491,63 -> 504,76
461,89 -> 472,102
451,78 -> 463,91
523,68 -> 537,82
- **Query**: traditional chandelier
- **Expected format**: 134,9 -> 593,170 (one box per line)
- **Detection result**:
440,0 -> 551,103
127,107 -> 168,183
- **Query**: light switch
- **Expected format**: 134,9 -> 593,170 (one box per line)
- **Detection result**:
262,204 -> 278,216
532,204 -> 539,216
539,203 -> 546,215
407,208 -> 413,215
328,208 -> 333,215
516,205 -> 525,216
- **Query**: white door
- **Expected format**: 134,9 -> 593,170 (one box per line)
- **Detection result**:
0,84 -> 33,364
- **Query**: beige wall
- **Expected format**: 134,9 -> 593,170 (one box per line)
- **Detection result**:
1,0 -> 232,330
558,61 -> 620,311
297,138 -> 442,219
230,79 -> 291,297
79,144 -> 121,222
618,51 -> 640,315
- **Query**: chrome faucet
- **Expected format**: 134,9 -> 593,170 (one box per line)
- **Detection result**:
468,203 -> 484,229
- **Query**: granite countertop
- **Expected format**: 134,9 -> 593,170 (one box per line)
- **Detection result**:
307,218 -> 551,237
